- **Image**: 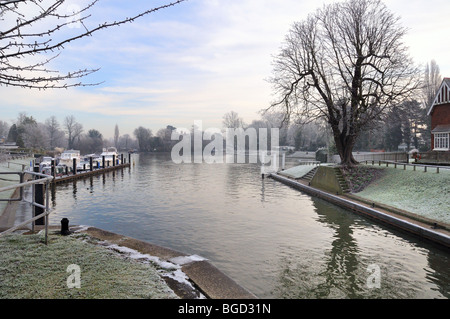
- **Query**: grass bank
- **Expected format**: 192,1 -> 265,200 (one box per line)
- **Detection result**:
0,231 -> 179,299
345,164 -> 450,225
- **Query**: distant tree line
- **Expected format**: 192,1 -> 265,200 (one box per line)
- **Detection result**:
0,113 -> 139,155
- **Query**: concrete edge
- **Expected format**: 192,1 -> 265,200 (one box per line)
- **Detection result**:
67,226 -> 257,300
270,173 -> 450,249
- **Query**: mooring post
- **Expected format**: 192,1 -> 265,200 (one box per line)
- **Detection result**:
72,158 -> 77,175
113,155 -> 116,167
51,159 -> 55,178
102,156 -> 105,169
60,218 -> 71,235
90,157 -> 93,172
121,154 -> 124,165
128,153 -> 131,165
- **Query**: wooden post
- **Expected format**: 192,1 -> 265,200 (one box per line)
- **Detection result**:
51,159 -> 55,178
121,154 -> 124,165
73,158 -> 77,175
128,153 -> 131,165
90,157 -> 93,171
113,155 -> 116,167
102,156 -> 105,169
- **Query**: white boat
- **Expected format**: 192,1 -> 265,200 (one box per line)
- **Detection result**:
100,147 -> 120,165
39,156 -> 54,173
59,150 -> 81,166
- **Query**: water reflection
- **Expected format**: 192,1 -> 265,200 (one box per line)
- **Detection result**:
49,153 -> 450,299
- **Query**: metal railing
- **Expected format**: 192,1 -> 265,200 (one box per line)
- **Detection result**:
362,159 -> 450,173
0,170 -> 54,244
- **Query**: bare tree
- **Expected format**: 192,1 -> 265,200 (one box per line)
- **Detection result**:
222,111 -> 245,129
64,115 -> 83,149
119,133 -> 133,151
268,0 -> 421,165
45,115 -> 65,149
423,60 -> 442,111
23,122 -> 49,150
114,124 -> 119,149
0,0 -> 186,89
133,126 -> 152,152
0,120 -> 9,139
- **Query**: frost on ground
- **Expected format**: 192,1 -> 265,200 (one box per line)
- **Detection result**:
355,165 -> 450,225
0,232 -> 179,299
278,165 -> 317,179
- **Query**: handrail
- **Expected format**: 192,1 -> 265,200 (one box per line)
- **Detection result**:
363,159 -> 450,171
0,172 -> 53,193
0,170 -> 54,244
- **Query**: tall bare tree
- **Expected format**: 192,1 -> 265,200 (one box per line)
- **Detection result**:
268,0 -> 421,165
64,115 -> 83,149
45,115 -> 65,149
0,0 -> 186,89
222,111 -> 245,129
423,60 -> 442,111
114,124 -> 119,149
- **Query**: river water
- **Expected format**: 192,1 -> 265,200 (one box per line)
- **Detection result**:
49,153 -> 449,299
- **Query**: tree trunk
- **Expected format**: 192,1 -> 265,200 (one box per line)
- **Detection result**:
332,125 -> 359,166
340,142 -> 358,166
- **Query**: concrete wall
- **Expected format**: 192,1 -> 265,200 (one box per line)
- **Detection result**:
310,166 -> 343,194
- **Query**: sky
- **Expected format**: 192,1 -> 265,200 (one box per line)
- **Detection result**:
1,0 -> 450,139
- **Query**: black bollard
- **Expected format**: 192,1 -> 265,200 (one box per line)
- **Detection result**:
60,218 -> 71,235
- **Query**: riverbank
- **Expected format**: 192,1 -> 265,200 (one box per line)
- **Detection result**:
273,163 -> 450,248
0,224 -> 257,299
352,164 -> 450,226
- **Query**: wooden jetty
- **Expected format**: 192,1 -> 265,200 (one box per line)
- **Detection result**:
53,163 -> 130,184
41,153 -> 132,185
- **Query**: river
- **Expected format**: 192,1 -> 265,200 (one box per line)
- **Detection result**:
49,153 -> 449,299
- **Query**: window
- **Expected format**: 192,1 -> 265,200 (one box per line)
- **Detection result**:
434,133 -> 449,150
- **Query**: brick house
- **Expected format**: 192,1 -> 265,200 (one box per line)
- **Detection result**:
427,78 -> 450,151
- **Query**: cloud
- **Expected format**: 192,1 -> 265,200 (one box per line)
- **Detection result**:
2,0 -> 450,139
